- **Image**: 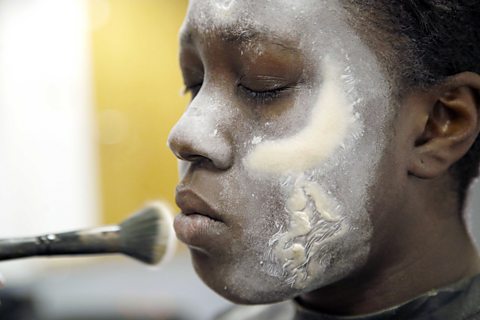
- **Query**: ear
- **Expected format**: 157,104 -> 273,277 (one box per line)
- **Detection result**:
408,72 -> 480,179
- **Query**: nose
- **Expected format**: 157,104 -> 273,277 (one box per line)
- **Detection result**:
168,103 -> 234,170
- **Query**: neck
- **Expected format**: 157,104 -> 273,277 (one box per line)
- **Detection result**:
298,176 -> 480,316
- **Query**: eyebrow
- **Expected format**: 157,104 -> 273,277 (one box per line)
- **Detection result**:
180,25 -> 300,53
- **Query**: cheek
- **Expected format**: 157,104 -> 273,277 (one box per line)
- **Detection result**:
258,166 -> 378,289
238,59 -> 388,290
244,58 -> 357,175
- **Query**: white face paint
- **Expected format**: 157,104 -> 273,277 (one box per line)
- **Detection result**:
240,56 -> 374,292
245,58 -> 362,289
244,58 -> 360,175
170,0 -> 394,304
214,0 -> 236,11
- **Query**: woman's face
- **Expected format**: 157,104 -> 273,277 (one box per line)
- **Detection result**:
169,0 -> 395,303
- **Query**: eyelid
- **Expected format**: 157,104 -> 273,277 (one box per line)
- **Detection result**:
239,74 -> 293,92
238,83 -> 293,104
183,82 -> 203,100
183,82 -> 202,92
181,66 -> 204,98
179,54 -> 204,97
239,83 -> 290,94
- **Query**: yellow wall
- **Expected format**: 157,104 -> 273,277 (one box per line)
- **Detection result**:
90,0 -> 189,223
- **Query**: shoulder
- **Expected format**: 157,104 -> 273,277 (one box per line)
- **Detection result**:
215,301 -> 295,320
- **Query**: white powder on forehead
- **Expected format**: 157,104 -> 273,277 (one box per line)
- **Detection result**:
214,0 -> 236,11
244,58 -> 356,174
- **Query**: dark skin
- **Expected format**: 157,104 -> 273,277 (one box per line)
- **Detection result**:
300,73 -> 480,314
170,0 -> 480,315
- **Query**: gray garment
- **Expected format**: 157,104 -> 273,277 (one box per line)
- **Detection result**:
216,275 -> 480,320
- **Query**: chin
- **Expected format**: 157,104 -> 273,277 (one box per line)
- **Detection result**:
188,235 -> 371,304
189,248 -> 308,304
204,275 -> 301,305
216,286 -> 296,305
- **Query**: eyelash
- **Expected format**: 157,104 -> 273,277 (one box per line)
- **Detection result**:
184,83 -> 202,98
239,85 -> 289,104
184,82 -> 290,104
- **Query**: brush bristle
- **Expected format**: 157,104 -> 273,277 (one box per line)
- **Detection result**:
119,201 -> 176,265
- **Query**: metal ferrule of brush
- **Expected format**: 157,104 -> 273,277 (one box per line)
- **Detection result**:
0,226 -> 121,261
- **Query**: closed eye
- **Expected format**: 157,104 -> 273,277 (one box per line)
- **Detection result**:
239,84 -> 291,104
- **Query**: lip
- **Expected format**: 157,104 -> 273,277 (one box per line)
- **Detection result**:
174,187 -> 228,247
175,187 -> 224,221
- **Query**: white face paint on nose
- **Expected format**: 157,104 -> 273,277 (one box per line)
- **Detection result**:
167,97 -> 234,170
244,57 -> 358,175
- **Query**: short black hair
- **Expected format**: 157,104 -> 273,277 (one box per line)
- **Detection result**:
343,0 -> 480,205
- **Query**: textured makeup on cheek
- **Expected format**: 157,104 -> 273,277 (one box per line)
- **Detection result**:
244,57 -> 361,289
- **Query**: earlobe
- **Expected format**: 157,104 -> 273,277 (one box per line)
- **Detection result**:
408,72 -> 480,179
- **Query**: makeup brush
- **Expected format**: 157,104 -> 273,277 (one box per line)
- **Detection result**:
0,201 -> 176,265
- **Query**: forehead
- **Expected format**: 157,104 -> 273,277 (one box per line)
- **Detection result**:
181,0 -> 391,111
181,0 -> 353,50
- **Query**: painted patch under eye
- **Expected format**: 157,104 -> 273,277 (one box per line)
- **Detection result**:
244,57 -> 358,174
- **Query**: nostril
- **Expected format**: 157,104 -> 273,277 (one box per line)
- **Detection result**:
182,153 -> 209,164
179,147 -> 232,170
167,136 -> 191,161
172,144 -> 213,166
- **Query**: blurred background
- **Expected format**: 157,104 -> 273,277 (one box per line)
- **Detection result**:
0,0 -> 232,319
